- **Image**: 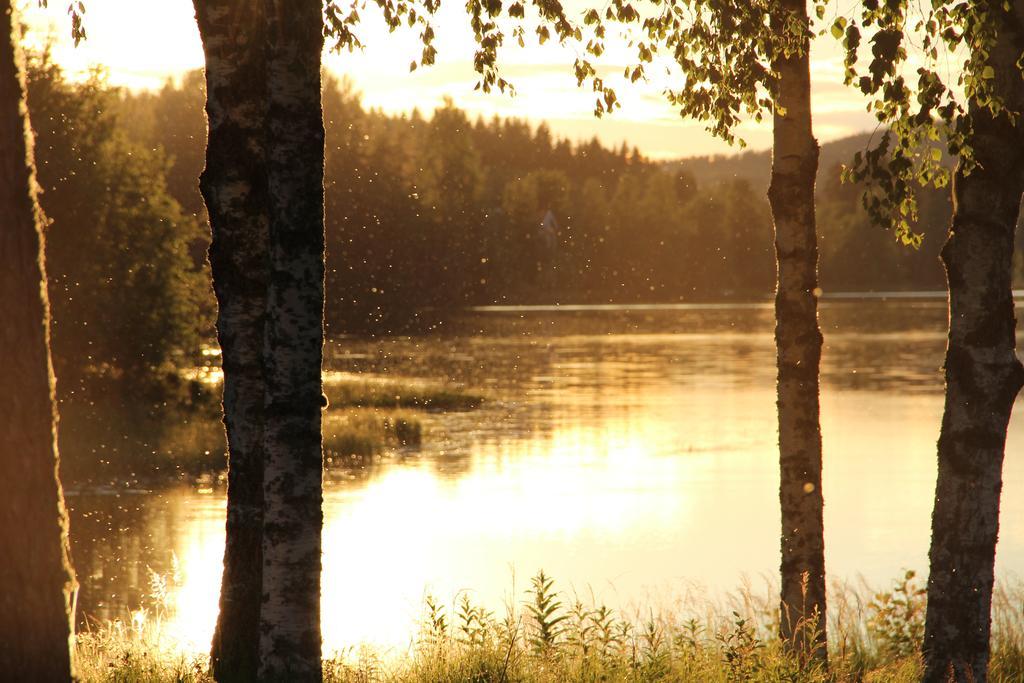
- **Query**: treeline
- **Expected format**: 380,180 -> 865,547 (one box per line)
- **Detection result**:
30,58 -> 964,393
120,71 -> 780,333
127,72 -> 956,329
670,136 -> 961,293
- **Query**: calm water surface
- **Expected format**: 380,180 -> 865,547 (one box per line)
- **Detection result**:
66,300 -> 1024,655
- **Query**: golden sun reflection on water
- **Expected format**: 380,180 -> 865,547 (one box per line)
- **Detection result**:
150,404 -> 739,659
159,498 -> 223,654
157,407 -> 775,657
315,412 -> 739,655
72,304 -> 1024,660
154,390 -> 984,658
148,396 -> 938,656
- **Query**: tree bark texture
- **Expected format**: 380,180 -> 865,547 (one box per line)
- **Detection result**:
258,1 -> 326,679
193,2 -> 270,680
922,3 -> 1024,681
767,0 -> 826,660
0,2 -> 77,679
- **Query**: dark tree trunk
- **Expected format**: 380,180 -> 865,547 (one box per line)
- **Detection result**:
922,4 -> 1024,680
258,1 -> 326,679
193,2 -> 270,681
0,2 -> 77,679
767,0 -> 826,661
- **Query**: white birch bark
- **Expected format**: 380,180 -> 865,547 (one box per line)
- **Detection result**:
922,4 -> 1024,680
257,1 -> 326,679
193,1 -> 271,680
767,0 -> 827,660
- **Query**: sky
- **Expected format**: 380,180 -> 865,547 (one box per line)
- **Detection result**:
21,0 -> 882,159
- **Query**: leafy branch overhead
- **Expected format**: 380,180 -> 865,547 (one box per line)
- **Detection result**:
570,0 -> 1023,245
570,0 -> 808,143
323,0 -> 441,72
37,1 -> 86,45
325,0 -> 1024,245
826,0 -> 1023,244
323,0 -> 618,112
44,0 -> 1024,245
455,0 -> 621,113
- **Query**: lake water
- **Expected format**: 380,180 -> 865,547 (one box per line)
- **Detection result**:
65,300 -> 1024,657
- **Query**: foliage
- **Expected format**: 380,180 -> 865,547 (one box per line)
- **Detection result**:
323,409 -> 424,464
827,0 -> 1024,241
323,0 -> 620,119
33,68 -> 977,348
526,570 -> 568,654
122,74 -> 780,333
26,54 -> 209,397
73,571 -> 1024,682
117,70 -> 208,219
865,570 -> 927,660
37,1 -> 87,45
106,73 -> 988,335
571,0 -> 1024,247
561,0 -> 818,148
55,371 -> 463,484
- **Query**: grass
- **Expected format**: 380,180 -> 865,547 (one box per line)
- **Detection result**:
324,409 -> 424,463
72,571 -> 1024,682
76,628 -> 208,683
61,375 -> 478,486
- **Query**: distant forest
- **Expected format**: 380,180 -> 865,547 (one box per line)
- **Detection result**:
28,54 -> 995,392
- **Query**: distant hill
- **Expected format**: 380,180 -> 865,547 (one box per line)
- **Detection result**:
663,131 -> 933,190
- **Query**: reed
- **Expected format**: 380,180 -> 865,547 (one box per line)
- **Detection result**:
71,570 -> 1024,682
323,409 -> 424,463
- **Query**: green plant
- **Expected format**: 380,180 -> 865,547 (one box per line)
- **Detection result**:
71,572 -> 1024,682
525,570 -> 568,655
421,593 -> 449,648
456,594 -> 494,648
637,614 -> 669,677
675,617 -> 704,651
867,570 -> 927,659
322,409 -> 425,462
589,604 -> 623,661
716,612 -> 765,679
564,599 -> 594,657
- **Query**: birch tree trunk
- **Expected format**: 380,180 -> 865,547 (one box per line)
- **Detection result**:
0,2 -> 77,678
922,4 -> 1024,680
767,0 -> 826,660
193,2 -> 270,681
258,1 -> 326,679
